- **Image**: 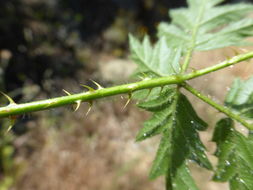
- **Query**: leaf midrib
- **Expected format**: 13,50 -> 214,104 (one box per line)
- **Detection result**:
181,0 -> 208,73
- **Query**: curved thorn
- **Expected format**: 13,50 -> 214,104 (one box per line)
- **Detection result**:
62,89 -> 71,96
189,67 -> 197,72
90,79 -> 104,89
74,100 -> 81,112
6,124 -> 13,134
86,101 -> 93,116
5,116 -> 17,134
0,91 -> 16,105
80,84 -> 95,92
123,93 -> 132,110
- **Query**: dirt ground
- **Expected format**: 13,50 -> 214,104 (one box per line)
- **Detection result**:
11,44 -> 253,190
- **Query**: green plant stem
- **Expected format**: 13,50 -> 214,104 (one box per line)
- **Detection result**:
0,51 -> 253,118
182,82 -> 253,130
0,76 -> 184,118
185,51 -> 253,78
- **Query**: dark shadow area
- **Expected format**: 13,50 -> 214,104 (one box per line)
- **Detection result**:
1,0 -> 252,96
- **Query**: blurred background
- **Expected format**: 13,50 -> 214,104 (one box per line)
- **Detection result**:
0,0 -> 253,189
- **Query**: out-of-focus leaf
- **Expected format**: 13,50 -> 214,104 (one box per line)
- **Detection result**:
158,1 -> 253,52
225,77 -> 253,119
129,35 -> 182,77
213,118 -> 253,190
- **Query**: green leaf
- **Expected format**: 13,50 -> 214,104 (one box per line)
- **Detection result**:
137,88 -> 176,111
212,118 -> 237,181
197,18 -> 253,50
149,129 -> 173,179
132,85 -> 164,101
136,88 -> 176,141
225,77 -> 253,119
168,162 -> 199,190
136,88 -> 212,189
213,118 -> 253,190
158,2 -> 253,52
158,23 -> 190,49
129,34 -> 182,77
130,1 -> 253,190
200,4 -> 253,32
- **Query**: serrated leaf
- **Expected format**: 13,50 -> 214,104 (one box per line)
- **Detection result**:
197,18 -> 253,50
173,94 -> 211,170
212,118 -> 237,181
136,88 -> 176,141
129,34 -> 182,77
225,77 -> 253,119
130,1 -> 253,189
201,4 -> 253,32
168,162 -> 199,190
136,88 -> 211,189
132,87 -> 157,100
187,0 -> 223,9
213,118 -> 253,189
136,108 -> 173,141
149,129 -> 173,179
137,88 -> 176,111
158,1 -> 253,52
158,23 -> 190,49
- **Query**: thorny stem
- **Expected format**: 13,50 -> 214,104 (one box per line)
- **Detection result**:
182,82 -> 253,130
0,51 -> 253,118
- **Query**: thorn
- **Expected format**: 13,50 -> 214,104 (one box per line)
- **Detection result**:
138,72 -> 148,80
74,100 -> 81,112
80,84 -> 95,92
63,90 -> 81,112
0,91 -> 16,105
90,79 -> 104,89
123,93 -> 132,110
62,89 -> 71,96
189,67 -> 197,72
5,116 -> 17,134
6,125 -> 13,134
86,101 -> 93,116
